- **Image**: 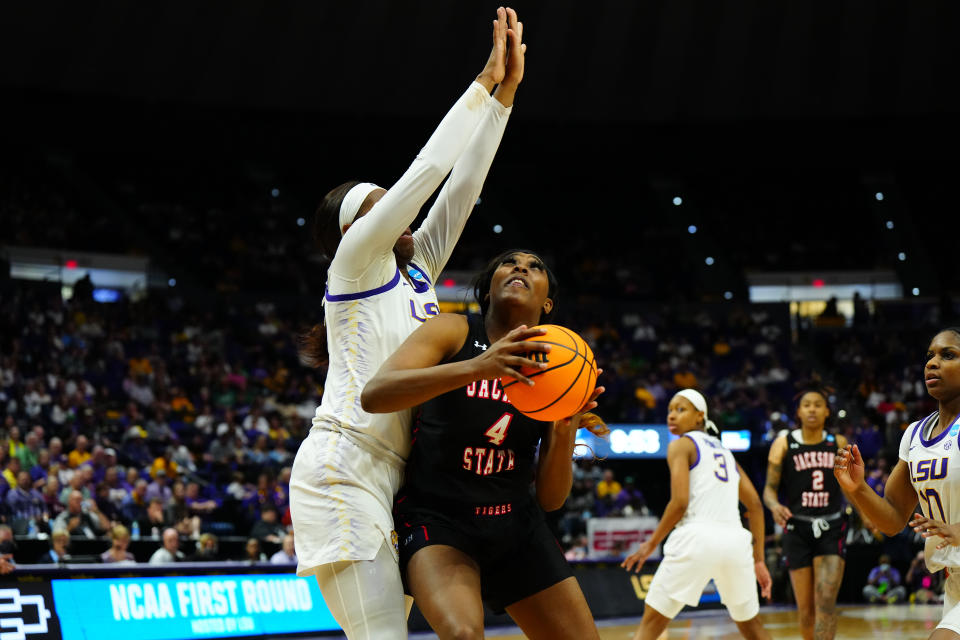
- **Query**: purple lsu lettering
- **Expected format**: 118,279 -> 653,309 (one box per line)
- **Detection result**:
911,457 -> 949,483
409,299 -> 439,323
462,447 -> 516,476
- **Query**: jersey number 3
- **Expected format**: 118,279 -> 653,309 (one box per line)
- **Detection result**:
485,413 -> 513,446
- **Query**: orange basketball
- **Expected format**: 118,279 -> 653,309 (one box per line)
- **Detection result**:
500,324 -> 598,422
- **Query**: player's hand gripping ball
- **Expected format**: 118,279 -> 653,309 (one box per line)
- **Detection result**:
500,324 -> 598,421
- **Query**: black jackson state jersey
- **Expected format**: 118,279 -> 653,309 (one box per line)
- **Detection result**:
781,429 -> 842,517
397,314 -> 547,517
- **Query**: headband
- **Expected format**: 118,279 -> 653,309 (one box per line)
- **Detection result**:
338,182 -> 382,235
673,388 -> 719,435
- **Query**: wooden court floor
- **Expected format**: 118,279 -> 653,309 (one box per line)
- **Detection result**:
402,603 -> 945,639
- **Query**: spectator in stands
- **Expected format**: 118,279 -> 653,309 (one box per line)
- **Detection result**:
242,537 -> 267,563
59,467 -> 92,505
2,457 -> 20,490
54,490 -> 109,538
47,437 -> 66,467
137,497 -> 173,540
121,426 -> 152,469
595,469 -> 622,517
41,476 -> 64,520
145,468 -> 173,503
189,533 -> 220,562
121,478 -> 149,525
29,448 -> 51,484
6,470 -> 45,533
16,431 -> 41,471
614,476 -> 647,516
863,554 -> 907,604
67,434 -> 91,468
270,533 -> 297,564
148,528 -> 184,564
905,550 -> 943,605
249,505 -> 285,545
94,481 -> 122,526
37,528 -> 71,564
100,524 -> 136,564
184,481 -> 219,517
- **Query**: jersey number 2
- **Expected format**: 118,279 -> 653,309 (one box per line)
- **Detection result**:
485,413 -> 512,446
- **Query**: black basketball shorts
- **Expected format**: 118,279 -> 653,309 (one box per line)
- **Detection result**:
782,516 -> 847,570
397,509 -> 574,614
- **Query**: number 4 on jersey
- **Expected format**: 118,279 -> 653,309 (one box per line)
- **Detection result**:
485,413 -> 513,446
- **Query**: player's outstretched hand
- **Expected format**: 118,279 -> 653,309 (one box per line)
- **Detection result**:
476,7 -> 508,91
556,369 -> 605,431
910,514 -> 960,549
755,561 -> 772,600
621,538 -> 655,573
834,444 -> 865,493
502,7 -> 526,87
475,324 -> 549,386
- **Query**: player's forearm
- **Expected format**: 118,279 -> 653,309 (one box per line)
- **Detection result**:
762,485 -> 781,511
745,501 -> 766,563
361,360 -> 482,414
535,423 -> 577,511
647,499 -> 687,547
414,99 -> 510,276
845,483 -> 909,536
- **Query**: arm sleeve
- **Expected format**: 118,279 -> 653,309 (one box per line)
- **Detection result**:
412,96 -> 512,281
899,422 -> 917,462
328,81 -> 493,292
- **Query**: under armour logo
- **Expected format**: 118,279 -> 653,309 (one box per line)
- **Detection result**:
475,341 -> 488,351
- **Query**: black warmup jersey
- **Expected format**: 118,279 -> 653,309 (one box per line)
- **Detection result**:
781,430 -> 842,517
397,314 -> 547,518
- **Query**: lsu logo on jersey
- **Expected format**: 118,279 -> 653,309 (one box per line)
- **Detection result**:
409,299 -> 439,323
911,458 -> 949,482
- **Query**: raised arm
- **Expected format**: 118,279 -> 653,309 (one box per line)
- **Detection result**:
622,437 -> 695,571
331,11 -> 510,284
360,320 -> 550,414
762,435 -> 793,527
414,8 -> 524,279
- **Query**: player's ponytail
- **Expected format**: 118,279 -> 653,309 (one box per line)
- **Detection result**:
578,412 -> 609,438
704,419 -> 721,438
297,323 -> 328,368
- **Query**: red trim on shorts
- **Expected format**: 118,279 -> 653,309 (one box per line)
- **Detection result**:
422,525 -> 429,541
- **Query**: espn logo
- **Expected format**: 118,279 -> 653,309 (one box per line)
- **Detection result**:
0,589 -> 53,640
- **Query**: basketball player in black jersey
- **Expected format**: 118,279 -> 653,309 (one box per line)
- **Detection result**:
763,385 -> 849,640
362,249 -> 606,639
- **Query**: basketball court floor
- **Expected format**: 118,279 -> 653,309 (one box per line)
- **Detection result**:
396,603 -> 945,639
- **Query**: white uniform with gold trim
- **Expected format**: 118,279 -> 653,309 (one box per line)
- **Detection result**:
899,411 -> 960,633
290,81 -> 512,576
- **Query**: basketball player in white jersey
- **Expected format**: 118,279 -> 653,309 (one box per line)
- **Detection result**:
622,389 -> 772,640
836,327 -> 960,639
289,8 -> 526,639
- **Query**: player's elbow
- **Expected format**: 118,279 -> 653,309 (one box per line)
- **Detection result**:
537,493 -> 566,513
360,383 -> 386,414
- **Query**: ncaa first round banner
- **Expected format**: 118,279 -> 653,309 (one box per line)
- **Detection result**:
50,574 -> 338,640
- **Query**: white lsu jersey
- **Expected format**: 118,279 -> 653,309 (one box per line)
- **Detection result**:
316,261 -> 440,463
676,430 -> 741,528
900,411 -> 960,573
